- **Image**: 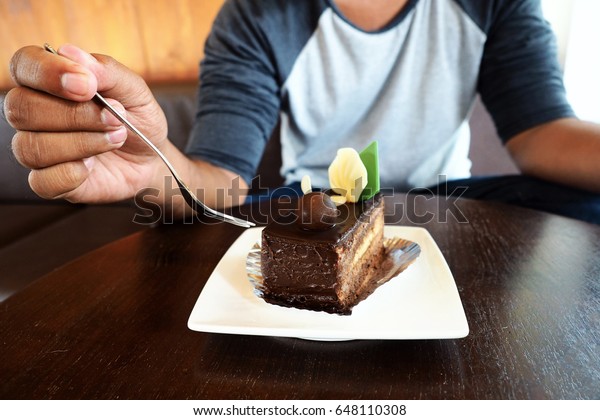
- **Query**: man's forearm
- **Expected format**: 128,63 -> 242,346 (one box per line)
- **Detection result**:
142,140 -> 249,219
506,118 -> 600,193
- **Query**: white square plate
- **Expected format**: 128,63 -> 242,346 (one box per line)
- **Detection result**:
188,226 -> 469,340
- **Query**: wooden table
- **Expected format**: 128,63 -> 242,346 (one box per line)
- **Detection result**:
1,195 -> 599,399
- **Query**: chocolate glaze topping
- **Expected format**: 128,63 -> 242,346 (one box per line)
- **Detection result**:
295,192 -> 339,231
265,193 -> 383,245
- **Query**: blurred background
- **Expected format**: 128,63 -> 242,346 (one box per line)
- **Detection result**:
542,0 -> 600,123
0,0 -> 225,88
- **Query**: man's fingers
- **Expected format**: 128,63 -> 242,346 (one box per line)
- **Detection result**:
12,129 -> 127,170
3,87 -> 126,132
58,44 -> 153,109
28,160 -> 91,200
9,45 -> 97,101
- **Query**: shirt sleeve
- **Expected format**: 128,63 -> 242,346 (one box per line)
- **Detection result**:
185,0 -> 281,185
477,0 -> 575,142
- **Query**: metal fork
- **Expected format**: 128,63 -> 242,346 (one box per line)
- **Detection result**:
44,44 -> 254,228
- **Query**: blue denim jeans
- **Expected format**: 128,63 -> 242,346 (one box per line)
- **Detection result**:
420,175 -> 600,225
246,175 -> 600,225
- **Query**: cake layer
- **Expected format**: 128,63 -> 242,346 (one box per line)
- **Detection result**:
260,194 -> 385,315
336,210 -> 385,306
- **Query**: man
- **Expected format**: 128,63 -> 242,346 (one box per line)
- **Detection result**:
4,0 -> 600,222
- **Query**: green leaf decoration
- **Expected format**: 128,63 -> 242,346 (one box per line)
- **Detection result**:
359,141 -> 380,200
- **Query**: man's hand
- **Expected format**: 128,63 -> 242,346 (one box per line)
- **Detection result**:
4,44 -> 168,203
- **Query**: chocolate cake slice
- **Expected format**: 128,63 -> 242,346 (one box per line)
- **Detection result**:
260,193 -> 385,315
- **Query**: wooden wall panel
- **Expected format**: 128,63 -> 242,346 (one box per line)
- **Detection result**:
0,0 -> 224,90
134,0 -> 225,83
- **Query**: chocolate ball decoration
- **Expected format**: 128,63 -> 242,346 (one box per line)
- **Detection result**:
296,192 -> 339,231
